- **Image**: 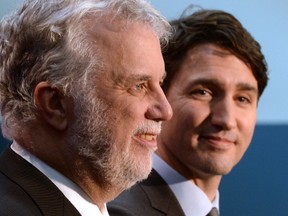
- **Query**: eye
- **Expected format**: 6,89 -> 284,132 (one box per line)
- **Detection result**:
196,89 -> 208,95
234,92 -> 258,108
134,83 -> 146,92
237,96 -> 250,104
188,88 -> 212,101
128,82 -> 148,96
190,88 -> 211,96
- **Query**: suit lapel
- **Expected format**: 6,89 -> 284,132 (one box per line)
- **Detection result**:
140,169 -> 185,216
0,148 -> 81,216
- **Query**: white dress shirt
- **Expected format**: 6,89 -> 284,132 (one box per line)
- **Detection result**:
153,154 -> 219,216
11,142 -> 109,216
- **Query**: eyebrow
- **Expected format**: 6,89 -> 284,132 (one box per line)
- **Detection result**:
128,71 -> 166,82
128,74 -> 151,82
236,83 -> 258,94
188,78 -> 258,94
113,70 -> 166,87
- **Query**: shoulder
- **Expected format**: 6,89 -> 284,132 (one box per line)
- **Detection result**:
0,149 -> 45,215
108,169 -> 171,216
0,171 -> 42,215
0,148 -> 81,216
108,182 -> 150,215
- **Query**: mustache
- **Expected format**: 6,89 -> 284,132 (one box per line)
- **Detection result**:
133,121 -> 162,136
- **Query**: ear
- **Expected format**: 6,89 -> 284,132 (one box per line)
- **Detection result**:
34,81 -> 68,130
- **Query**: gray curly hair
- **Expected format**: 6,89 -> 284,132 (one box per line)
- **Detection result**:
0,0 -> 171,137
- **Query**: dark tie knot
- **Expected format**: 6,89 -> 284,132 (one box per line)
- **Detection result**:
207,207 -> 219,216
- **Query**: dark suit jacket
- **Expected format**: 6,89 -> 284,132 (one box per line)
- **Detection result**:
0,147 -> 81,216
108,169 -> 185,216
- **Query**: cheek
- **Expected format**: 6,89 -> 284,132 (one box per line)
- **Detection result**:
233,142 -> 250,169
112,100 -> 140,122
119,97 -> 147,118
234,120 -> 256,164
112,103 -> 146,142
173,103 -> 208,129
161,110 -> 196,145
239,113 -> 256,145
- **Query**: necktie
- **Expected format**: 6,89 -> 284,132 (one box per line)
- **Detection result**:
207,207 -> 219,216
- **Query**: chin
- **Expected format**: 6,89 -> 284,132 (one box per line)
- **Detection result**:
205,162 -> 235,176
121,153 -> 153,187
215,166 -> 234,176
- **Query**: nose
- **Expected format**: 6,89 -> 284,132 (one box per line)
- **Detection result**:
210,98 -> 237,130
145,88 -> 173,122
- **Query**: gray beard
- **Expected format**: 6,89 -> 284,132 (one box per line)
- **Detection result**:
66,93 -> 151,192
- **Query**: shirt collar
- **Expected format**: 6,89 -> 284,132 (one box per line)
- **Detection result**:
153,153 -> 219,216
11,142 -> 109,216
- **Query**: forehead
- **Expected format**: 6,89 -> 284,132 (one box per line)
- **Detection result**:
85,16 -> 159,47
173,44 -> 258,90
85,18 -> 165,81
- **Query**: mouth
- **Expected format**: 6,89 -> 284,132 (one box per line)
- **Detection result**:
139,134 -> 158,141
132,122 -> 162,150
199,135 -> 236,150
133,132 -> 159,150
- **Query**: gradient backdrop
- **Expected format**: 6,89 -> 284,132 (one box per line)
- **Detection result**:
0,1 -> 288,215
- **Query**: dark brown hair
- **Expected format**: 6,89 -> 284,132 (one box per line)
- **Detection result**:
163,8 -> 268,98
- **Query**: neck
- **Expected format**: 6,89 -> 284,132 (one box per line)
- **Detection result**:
191,175 -> 222,201
155,147 -> 222,202
69,167 -> 125,210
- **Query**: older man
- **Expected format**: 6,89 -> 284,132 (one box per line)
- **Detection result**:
0,0 -> 172,215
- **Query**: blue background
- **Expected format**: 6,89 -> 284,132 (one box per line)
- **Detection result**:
1,0 -> 288,215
